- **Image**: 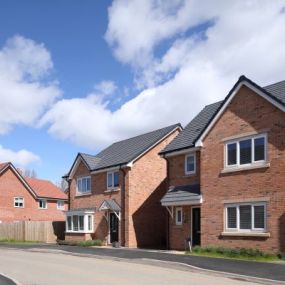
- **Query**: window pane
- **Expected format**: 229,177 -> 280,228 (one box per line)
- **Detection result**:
186,155 -> 195,172
254,137 -> 265,161
82,178 -> 87,192
79,216 -> 84,231
227,207 -> 237,228
73,216 -> 79,231
86,177 -> 91,192
240,139 -> 252,164
77,179 -> 82,192
88,215 -> 92,231
239,205 -> 252,229
227,143 -> 237,165
254,205 -> 265,229
67,216 -> 72,231
176,209 -> 182,224
114,172 -> 119,187
107,173 -> 113,188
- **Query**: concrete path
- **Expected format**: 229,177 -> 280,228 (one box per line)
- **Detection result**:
0,247 -> 268,285
0,244 -> 284,283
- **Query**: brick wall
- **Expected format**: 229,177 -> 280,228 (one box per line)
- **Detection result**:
127,130 -> 180,248
201,85 -> 285,252
0,168 -> 67,223
166,153 -> 200,249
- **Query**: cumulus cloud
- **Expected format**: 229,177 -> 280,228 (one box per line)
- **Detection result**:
0,145 -> 40,168
42,0 -> 285,149
0,35 -> 61,134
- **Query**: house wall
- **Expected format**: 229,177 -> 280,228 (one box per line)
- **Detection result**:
126,130 -> 180,248
66,161 -> 124,243
0,168 -> 66,223
166,153 -> 200,250
201,85 -> 285,252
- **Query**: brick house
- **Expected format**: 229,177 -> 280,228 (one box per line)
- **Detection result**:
0,162 -> 68,223
63,124 -> 181,248
160,76 -> 285,253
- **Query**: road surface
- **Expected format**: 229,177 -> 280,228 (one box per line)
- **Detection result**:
0,247 -> 264,285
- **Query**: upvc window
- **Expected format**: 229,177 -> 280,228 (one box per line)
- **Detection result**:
14,197 -> 24,208
107,171 -> 119,189
39,199 -> 47,209
77,176 -> 91,194
225,134 -> 266,168
66,214 -> 94,233
175,207 -> 183,225
185,153 -> 196,175
225,203 -> 266,232
57,200 -> 65,210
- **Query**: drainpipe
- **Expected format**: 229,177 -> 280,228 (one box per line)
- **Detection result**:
119,166 -> 127,247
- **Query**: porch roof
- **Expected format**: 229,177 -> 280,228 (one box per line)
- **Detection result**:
161,184 -> 201,206
99,199 -> 121,212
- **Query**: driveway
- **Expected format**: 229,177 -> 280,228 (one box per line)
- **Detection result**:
0,247 -> 268,285
0,244 -> 284,282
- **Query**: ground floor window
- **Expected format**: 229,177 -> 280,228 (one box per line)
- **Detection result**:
175,207 -> 183,225
225,202 -> 266,232
66,213 -> 94,233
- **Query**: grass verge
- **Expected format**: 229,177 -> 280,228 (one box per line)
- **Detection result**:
57,239 -> 103,247
186,246 -> 282,262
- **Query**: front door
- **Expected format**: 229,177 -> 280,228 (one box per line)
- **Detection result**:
192,207 -> 201,246
109,212 -> 119,243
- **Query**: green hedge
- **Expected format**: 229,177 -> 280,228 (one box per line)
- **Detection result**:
57,239 -> 103,247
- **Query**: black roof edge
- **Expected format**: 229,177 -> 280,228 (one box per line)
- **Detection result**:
90,162 -> 127,172
159,144 -> 195,156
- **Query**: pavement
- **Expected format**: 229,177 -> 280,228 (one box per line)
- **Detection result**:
0,243 -> 284,284
0,247 -> 272,285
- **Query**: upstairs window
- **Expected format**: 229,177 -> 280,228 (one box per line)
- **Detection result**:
77,176 -> 91,194
225,203 -> 266,232
185,153 -> 196,175
225,134 -> 266,168
39,199 -> 47,209
107,171 -> 120,189
14,197 -> 24,208
57,200 -> 65,210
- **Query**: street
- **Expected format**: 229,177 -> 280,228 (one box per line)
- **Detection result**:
0,248 -> 263,285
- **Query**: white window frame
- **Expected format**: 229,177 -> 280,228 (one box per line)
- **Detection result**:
107,171 -> 119,189
76,176 -> 91,194
185,153 -> 196,175
225,133 -> 267,169
175,207 -> 183,225
66,213 -> 94,233
38,199 -> 47,209
224,202 -> 266,233
14,197 -> 24,208
57,200 -> 65,210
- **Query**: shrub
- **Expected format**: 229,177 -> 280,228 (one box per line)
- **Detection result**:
57,239 -> 103,247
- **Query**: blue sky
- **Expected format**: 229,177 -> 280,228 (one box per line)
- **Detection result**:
0,1 -> 284,183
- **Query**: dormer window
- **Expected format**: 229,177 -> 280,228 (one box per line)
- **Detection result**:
185,153 -> 196,175
225,134 -> 267,168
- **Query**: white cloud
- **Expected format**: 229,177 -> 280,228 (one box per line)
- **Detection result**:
0,35 -> 61,134
0,145 -> 40,168
94,80 -> 117,96
42,0 -> 285,149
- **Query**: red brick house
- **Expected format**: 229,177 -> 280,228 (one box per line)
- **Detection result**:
160,76 -> 285,253
63,124 -> 181,248
0,162 -> 68,223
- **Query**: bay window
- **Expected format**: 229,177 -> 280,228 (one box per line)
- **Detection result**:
225,203 -> 266,232
66,211 -> 94,233
225,134 -> 267,168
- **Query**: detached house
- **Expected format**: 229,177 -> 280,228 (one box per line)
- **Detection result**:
0,162 -> 67,223
64,124 -> 181,248
160,76 -> 285,253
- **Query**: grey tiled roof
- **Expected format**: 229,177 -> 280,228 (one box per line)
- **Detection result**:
99,199 -> 121,212
160,101 -> 222,154
78,123 -> 181,172
160,77 -> 285,154
161,184 -> 201,205
263,80 -> 285,105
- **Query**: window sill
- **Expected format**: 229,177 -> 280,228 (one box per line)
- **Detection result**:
221,232 -> 270,237
65,231 -> 94,234
221,163 -> 270,174
75,193 -> 92,197
104,188 -> 120,193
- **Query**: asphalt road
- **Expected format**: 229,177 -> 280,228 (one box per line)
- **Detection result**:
0,274 -> 16,285
0,244 -> 284,282
0,247 -> 264,285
